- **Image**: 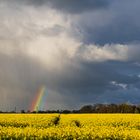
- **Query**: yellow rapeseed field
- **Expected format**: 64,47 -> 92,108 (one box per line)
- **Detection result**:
0,114 -> 140,139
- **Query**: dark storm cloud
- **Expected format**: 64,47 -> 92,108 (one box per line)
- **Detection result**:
27,0 -> 110,13
84,16 -> 140,45
76,0 -> 140,45
2,0 -> 110,13
47,61 -> 140,108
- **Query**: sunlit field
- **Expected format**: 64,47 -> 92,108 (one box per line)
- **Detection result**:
0,114 -> 140,139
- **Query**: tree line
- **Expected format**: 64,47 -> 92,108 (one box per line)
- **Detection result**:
1,103 -> 140,113
79,103 -> 140,113
37,103 -> 140,113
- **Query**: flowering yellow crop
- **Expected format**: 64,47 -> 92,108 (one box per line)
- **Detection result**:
0,114 -> 140,139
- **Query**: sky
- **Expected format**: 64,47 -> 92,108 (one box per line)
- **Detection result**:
0,0 -> 140,111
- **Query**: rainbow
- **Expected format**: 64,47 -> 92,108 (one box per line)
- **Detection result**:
30,86 -> 47,112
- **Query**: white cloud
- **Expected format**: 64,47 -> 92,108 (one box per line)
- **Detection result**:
77,44 -> 128,62
111,81 -> 127,89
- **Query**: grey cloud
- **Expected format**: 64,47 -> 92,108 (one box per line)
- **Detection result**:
27,0 -> 110,13
2,0 -> 110,13
41,25 -> 65,36
88,19 -> 140,45
75,0 -> 140,45
97,88 -> 140,105
51,61 -> 140,107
